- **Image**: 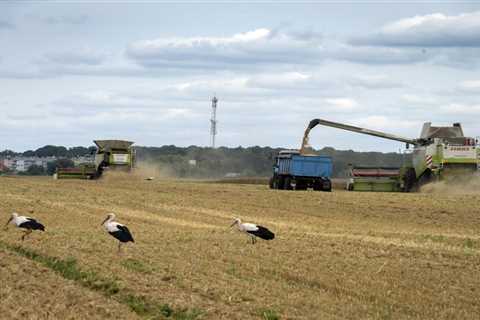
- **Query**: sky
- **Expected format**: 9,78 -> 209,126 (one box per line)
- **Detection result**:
1,1 -> 480,152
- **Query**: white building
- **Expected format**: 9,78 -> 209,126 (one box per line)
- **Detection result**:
2,156 -> 57,172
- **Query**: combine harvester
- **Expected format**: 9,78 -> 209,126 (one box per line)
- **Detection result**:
302,119 -> 479,192
56,140 -> 135,179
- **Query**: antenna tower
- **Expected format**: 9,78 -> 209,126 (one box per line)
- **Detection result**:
210,96 -> 218,148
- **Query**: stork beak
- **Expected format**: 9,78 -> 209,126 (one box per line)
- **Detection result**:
230,221 -> 236,227
101,217 -> 109,226
4,217 -> 12,230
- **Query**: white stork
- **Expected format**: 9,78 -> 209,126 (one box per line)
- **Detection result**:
101,213 -> 134,253
4,212 -> 45,241
230,218 -> 275,244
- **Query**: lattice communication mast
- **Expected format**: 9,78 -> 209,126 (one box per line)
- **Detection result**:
210,96 -> 218,148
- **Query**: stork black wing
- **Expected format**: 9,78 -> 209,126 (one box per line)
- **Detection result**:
19,218 -> 45,231
110,225 -> 134,243
247,226 -> 275,240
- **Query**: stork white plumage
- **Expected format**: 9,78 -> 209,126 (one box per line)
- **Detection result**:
4,212 -> 45,241
230,218 -> 275,244
101,213 -> 134,253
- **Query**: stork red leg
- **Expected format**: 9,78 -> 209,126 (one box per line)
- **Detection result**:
21,229 -> 32,241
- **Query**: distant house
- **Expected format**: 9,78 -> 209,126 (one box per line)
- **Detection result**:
225,172 -> 240,178
2,158 -> 15,170
73,156 -> 94,166
0,162 -> 8,172
1,156 -> 56,173
15,159 -> 27,172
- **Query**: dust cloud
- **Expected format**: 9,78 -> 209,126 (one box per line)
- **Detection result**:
134,161 -> 176,179
420,173 -> 480,194
100,161 -> 177,182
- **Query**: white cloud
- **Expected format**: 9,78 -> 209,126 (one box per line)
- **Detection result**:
127,28 -> 326,69
42,48 -> 107,66
351,115 -> 421,132
351,11 -> 480,47
43,15 -> 89,25
324,98 -> 358,110
247,72 -> 311,89
127,27 -> 440,70
53,90 -> 196,115
0,56 -> 144,79
0,20 -> 14,29
458,80 -> 480,93
347,75 -> 404,89
3,6 -> 480,151
401,94 -> 437,105
440,103 -> 480,115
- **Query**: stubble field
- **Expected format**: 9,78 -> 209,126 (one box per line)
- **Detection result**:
0,174 -> 479,319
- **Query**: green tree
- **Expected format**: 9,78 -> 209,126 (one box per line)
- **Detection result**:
46,159 -> 75,175
25,164 -> 45,176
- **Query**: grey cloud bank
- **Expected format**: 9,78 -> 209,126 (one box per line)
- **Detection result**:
0,20 -> 14,29
0,3 -> 480,152
350,11 -> 480,47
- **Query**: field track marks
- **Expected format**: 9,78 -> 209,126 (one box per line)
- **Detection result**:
303,231 -> 480,255
55,199 -> 223,230
0,241 -> 204,320
3,193 -> 222,230
0,246 -> 140,320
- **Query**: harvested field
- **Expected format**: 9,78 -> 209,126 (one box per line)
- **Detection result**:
1,174 -> 479,319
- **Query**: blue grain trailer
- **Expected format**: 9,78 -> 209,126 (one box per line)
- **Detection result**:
269,150 -> 333,191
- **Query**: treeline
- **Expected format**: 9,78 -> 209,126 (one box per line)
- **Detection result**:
1,144 -> 406,178
0,145 -> 96,158
135,145 -> 406,178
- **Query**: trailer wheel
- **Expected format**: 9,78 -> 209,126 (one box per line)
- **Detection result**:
322,179 -> 332,192
273,177 -> 280,189
269,177 -> 274,189
296,180 -> 307,190
277,176 -> 285,190
284,177 -> 293,190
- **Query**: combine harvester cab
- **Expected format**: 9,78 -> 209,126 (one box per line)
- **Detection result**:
269,150 -> 333,191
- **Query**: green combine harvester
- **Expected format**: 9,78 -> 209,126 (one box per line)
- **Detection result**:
56,140 -> 135,179
301,119 -> 479,192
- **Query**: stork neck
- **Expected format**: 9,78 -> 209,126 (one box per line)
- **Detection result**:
103,216 -> 115,226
